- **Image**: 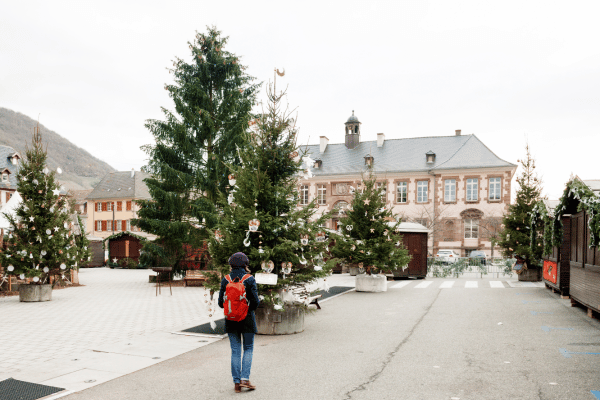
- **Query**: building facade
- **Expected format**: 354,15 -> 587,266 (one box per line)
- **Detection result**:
0,146 -> 21,206
301,113 -> 517,257
85,170 -> 155,240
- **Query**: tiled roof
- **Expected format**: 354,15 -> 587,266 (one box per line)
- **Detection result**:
86,171 -> 151,200
302,134 -> 516,176
71,189 -> 93,203
0,145 -> 20,189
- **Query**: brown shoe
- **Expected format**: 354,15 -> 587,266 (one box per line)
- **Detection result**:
240,380 -> 256,390
234,383 -> 241,393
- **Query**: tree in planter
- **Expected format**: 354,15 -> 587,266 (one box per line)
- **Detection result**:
331,171 -> 411,277
134,26 -> 259,275
1,127 -> 79,288
498,143 -> 544,272
206,79 -> 337,309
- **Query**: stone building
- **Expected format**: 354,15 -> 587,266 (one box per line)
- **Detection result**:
301,112 -> 517,257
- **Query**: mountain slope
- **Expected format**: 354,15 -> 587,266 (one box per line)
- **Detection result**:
0,107 -> 116,190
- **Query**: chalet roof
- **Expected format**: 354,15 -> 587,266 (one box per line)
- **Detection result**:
302,134 -> 516,176
86,171 -> 151,201
0,145 -> 20,189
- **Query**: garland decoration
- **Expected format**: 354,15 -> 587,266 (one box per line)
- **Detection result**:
550,178 -> 600,249
529,201 -> 553,257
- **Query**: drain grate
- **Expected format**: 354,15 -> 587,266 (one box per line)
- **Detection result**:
0,378 -> 65,400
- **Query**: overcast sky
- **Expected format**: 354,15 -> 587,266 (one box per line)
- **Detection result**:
2,0 -> 599,199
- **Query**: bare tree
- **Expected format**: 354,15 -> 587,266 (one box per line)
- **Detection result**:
409,204 -> 451,254
479,212 -> 505,258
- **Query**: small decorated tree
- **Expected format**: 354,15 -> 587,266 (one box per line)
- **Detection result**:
331,171 -> 411,280
499,143 -> 544,278
1,127 -> 80,288
207,77 -> 337,308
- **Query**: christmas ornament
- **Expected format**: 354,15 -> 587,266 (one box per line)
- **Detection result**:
215,230 -> 223,242
60,263 -> 67,270
300,235 -> 309,246
228,174 -> 236,186
7,265 -> 14,272
346,225 -> 353,231
314,266 -> 323,271
43,167 -> 49,174
19,274 -> 25,279
43,267 -> 49,273
364,199 -> 370,205
299,254 -> 307,265
351,245 -> 356,251
46,229 -> 51,235
33,276 -> 39,282
32,179 -> 38,185
281,262 -> 292,274
52,188 -> 60,196
260,260 -> 274,273
370,228 -> 375,233
29,216 -> 34,222
243,231 -> 251,247
249,219 -> 260,231
41,250 -> 46,256
316,232 -> 326,242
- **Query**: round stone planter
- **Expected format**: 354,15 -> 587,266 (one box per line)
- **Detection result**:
19,284 -> 52,302
255,305 -> 305,335
355,274 -> 387,292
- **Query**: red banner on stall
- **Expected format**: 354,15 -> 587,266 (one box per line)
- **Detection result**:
543,260 -> 557,284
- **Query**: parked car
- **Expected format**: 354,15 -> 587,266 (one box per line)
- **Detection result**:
435,249 -> 460,264
468,250 -> 487,266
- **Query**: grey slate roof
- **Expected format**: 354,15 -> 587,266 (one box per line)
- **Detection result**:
303,134 -> 516,176
86,171 -> 151,200
0,145 -> 20,189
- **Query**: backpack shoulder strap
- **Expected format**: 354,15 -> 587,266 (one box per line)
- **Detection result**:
225,275 -> 233,284
240,274 -> 252,283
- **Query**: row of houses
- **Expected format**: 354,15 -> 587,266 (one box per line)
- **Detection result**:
0,113 -> 521,260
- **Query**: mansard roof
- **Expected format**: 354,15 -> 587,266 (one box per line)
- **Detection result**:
0,145 -> 20,189
302,134 -> 516,176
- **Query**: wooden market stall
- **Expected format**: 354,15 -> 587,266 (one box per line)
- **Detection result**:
390,222 -> 430,279
105,232 -> 145,265
569,210 -> 600,317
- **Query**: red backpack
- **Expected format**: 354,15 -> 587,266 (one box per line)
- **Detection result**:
224,274 -> 252,322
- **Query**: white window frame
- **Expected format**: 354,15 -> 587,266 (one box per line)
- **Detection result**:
317,185 -> 326,205
464,219 -> 479,239
417,181 -> 428,203
2,173 -> 7,182
444,179 -> 456,202
95,220 -> 101,231
377,182 -> 387,198
466,178 -> 478,201
489,177 -> 501,201
126,220 -> 131,231
107,202 -> 112,212
300,185 -> 309,205
396,182 -> 407,203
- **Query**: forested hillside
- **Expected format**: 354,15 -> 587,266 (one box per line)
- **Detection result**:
0,107 -> 115,190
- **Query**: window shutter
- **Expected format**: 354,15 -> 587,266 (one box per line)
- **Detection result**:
126,201 -> 132,211
101,220 -> 107,231
101,202 -> 107,211
122,220 -> 127,231
117,201 -> 122,211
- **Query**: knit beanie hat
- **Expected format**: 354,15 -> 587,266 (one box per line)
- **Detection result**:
228,252 -> 249,267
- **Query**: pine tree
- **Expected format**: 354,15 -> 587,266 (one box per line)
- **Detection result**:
499,143 -> 544,266
331,171 -> 411,274
134,26 -> 258,273
206,80 -> 336,304
1,127 -> 80,285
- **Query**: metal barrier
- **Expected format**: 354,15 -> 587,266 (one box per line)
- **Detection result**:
427,257 -> 516,278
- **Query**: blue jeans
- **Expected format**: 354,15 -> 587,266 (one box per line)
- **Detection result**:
228,333 -> 254,383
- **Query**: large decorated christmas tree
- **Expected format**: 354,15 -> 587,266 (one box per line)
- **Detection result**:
134,26 -> 259,273
2,128 -> 84,285
206,77 -> 337,305
331,170 -> 411,275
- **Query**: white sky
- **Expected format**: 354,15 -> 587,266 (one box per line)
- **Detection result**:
1,0 -> 599,200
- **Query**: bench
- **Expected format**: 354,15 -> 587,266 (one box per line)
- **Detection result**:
184,270 -> 208,287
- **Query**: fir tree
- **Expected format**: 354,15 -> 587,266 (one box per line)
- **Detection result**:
331,171 -> 411,274
207,80 -> 336,304
134,26 -> 258,273
2,127 -> 80,285
499,143 -> 544,266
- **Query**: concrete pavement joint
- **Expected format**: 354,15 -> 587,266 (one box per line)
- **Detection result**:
343,290 -> 442,400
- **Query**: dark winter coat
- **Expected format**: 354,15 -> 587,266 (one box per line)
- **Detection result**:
218,266 -> 260,334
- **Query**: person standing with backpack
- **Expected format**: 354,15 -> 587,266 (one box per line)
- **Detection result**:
218,252 -> 260,393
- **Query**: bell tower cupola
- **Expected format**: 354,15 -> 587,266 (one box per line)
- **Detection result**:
345,110 -> 361,149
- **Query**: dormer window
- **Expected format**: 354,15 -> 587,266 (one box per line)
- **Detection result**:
426,151 -> 436,164
364,155 -> 374,166
9,153 -> 20,165
2,173 -> 8,182
314,159 -> 322,169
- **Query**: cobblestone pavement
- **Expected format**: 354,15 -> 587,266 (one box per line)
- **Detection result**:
0,268 -> 215,381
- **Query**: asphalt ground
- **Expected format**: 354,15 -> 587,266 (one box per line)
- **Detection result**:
61,277 -> 600,400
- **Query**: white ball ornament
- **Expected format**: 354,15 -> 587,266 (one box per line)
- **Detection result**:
60,263 -> 66,270
19,274 -> 25,279
33,276 -> 40,282
7,265 -> 14,271
41,250 -> 47,256
43,167 -> 49,174
46,229 -> 52,235
32,179 -> 39,185
43,267 -> 49,273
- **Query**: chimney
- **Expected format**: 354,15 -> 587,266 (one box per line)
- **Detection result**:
320,136 -> 329,153
455,129 -> 461,136
131,168 -> 135,178
377,133 -> 385,148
